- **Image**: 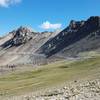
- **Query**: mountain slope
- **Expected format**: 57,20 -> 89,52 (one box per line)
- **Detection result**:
0,27 -> 55,65
0,16 -> 100,65
37,16 -> 100,58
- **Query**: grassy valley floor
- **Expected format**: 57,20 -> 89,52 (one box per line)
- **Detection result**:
0,57 -> 100,99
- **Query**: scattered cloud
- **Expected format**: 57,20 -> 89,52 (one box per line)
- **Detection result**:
0,0 -> 21,7
40,21 -> 62,30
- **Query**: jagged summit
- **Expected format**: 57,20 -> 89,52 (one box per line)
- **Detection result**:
1,26 -> 37,48
12,26 -> 36,46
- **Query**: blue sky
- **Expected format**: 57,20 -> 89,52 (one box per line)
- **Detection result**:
0,0 -> 100,36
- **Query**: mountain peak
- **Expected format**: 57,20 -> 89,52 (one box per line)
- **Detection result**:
9,26 -> 37,46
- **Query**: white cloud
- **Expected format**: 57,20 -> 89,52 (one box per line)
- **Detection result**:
40,21 -> 62,30
0,0 -> 21,7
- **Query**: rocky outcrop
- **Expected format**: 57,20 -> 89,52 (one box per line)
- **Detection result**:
12,26 -> 34,46
69,20 -> 85,30
1,26 -> 36,48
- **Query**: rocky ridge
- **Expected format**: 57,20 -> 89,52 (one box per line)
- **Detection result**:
38,16 -> 100,58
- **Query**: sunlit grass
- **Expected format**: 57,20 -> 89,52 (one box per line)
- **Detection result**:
0,57 -> 100,96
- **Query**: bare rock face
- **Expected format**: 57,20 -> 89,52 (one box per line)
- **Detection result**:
1,26 -> 36,48
12,26 -> 34,46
